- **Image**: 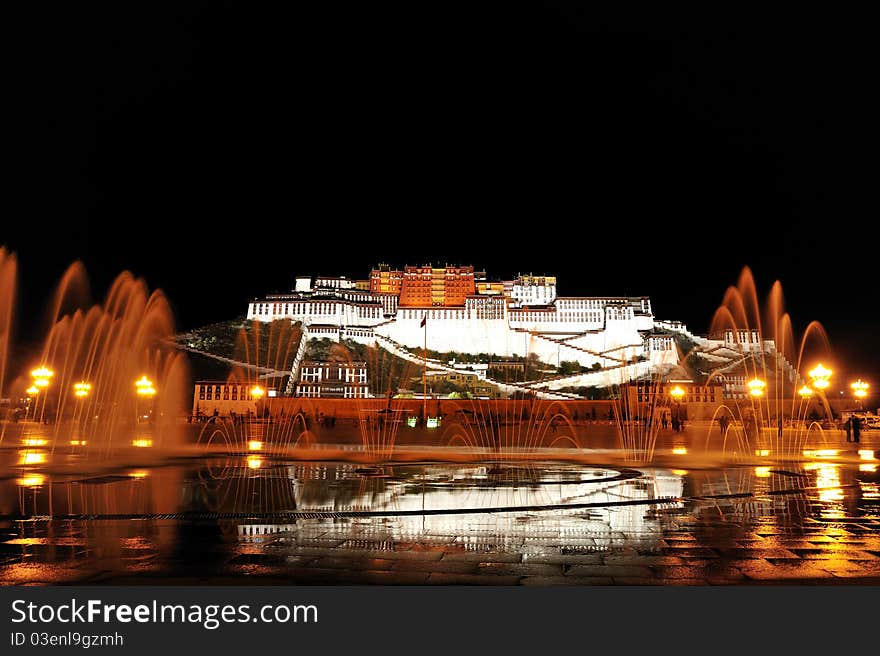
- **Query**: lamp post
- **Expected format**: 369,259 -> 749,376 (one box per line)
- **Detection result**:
807,363 -> 833,423
29,366 -> 54,423
24,385 -> 39,421
746,377 -> 766,441
135,375 -> 156,423
747,377 -> 766,398
250,385 -> 265,420
851,379 -> 869,408
669,385 -> 685,432
808,364 -> 832,391
73,381 -> 91,398
798,384 -> 814,428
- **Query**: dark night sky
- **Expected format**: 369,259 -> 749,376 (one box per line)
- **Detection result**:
5,5 -> 878,385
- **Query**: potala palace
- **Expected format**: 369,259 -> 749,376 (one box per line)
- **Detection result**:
246,265 -> 778,397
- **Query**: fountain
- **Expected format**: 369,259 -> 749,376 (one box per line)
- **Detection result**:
704,266 -> 837,462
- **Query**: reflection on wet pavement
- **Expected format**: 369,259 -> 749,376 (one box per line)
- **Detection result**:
1,457 -> 878,585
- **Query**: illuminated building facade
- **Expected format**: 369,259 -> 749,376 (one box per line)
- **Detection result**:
399,265 -> 475,307
370,264 -> 403,295
191,380 -> 274,417
295,361 -> 369,398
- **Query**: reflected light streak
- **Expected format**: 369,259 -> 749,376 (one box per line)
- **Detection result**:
18,450 -> 46,465
803,449 -> 839,458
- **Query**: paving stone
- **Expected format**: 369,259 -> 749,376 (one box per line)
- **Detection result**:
652,566 -> 716,580
521,576 -> 614,586
716,547 -> 801,559
440,551 -> 522,563
660,547 -> 719,558
612,577 -> 706,586
349,570 -> 430,585
392,560 -> 478,574
739,561 -> 835,581
566,564 -> 654,578
426,573 -> 522,585
311,557 -> 394,570
523,553 -> 604,565
477,562 -> 563,576
604,555 -> 685,566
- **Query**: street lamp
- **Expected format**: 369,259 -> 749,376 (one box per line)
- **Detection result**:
747,377 -> 766,398
798,385 -> 814,399
135,376 -> 156,397
851,379 -> 869,400
250,385 -> 265,400
669,386 -> 685,432
31,366 -> 54,389
73,381 -> 92,398
808,364 -> 832,390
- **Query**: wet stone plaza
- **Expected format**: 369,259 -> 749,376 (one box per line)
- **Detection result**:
1,422 -> 878,586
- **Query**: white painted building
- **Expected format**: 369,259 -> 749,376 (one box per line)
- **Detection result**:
509,275 -> 557,307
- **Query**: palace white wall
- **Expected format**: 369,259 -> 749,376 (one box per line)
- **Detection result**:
247,293 -> 663,370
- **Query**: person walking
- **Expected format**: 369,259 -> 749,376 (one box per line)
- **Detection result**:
852,416 -> 862,443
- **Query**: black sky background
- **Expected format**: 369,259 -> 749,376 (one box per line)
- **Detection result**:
5,5 -> 878,387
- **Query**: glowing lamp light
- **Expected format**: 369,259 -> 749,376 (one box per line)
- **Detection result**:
859,450 -> 876,461
851,379 -> 869,399
73,381 -> 92,398
135,376 -> 156,397
25,385 -> 40,396
860,464 -> 878,473
754,467 -> 771,478
808,364 -> 832,390
798,385 -> 814,398
30,366 -> 54,380
34,377 -> 50,388
669,386 -> 685,400
754,449 -> 770,457
747,378 -> 766,397
250,385 -> 265,400
426,417 -> 440,429
17,474 -> 46,488
129,470 -> 149,479
69,439 -> 87,446
21,438 -> 47,447
131,438 -> 153,448
672,447 -> 688,455
406,417 -> 418,428
247,457 -> 262,470
248,440 -> 263,451
671,469 -> 688,477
